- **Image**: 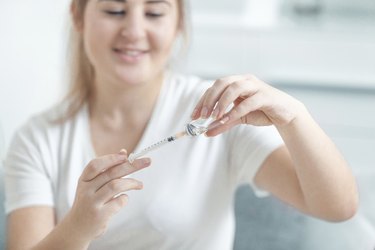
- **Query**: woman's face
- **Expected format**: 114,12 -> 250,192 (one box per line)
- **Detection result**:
82,0 -> 179,87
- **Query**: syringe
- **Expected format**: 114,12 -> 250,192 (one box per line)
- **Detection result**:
128,116 -> 225,163
128,131 -> 187,163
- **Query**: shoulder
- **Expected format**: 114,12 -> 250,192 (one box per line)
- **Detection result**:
10,102 -> 83,148
169,73 -> 214,95
166,72 -> 214,101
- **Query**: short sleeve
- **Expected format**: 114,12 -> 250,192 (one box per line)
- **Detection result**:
3,120 -> 54,214
227,125 -> 284,197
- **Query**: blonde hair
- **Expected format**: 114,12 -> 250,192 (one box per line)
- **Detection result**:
60,0 -> 187,122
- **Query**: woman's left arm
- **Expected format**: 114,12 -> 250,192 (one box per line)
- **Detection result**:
191,74 -> 358,221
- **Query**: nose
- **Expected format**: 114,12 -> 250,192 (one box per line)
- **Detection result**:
120,11 -> 146,42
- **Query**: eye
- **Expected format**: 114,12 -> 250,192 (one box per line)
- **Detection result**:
105,10 -> 126,16
146,12 -> 164,18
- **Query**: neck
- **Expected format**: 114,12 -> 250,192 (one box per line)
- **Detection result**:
89,72 -> 165,129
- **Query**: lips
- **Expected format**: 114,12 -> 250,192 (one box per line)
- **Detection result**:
113,48 -> 148,63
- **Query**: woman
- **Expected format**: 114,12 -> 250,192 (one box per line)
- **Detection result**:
4,0 -> 358,249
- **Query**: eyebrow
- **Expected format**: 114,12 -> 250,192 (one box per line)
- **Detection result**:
98,0 -> 172,5
98,0 -> 126,2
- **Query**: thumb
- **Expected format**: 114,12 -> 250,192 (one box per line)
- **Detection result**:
205,119 -> 241,137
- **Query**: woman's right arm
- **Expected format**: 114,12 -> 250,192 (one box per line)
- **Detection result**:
6,152 -> 151,250
7,206 -> 89,250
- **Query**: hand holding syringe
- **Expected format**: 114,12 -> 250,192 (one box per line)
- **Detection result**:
128,117 -> 224,163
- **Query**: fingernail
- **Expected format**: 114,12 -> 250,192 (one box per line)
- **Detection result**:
201,107 -> 208,118
142,158 -> 151,165
220,116 -> 230,124
119,149 -> 127,155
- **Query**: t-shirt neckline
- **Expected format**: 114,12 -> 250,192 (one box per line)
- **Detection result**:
84,71 -> 173,159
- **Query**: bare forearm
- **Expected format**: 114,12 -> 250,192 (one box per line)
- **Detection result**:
30,213 -> 90,250
276,105 -> 358,221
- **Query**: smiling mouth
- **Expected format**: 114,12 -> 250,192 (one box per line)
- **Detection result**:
113,48 -> 148,63
114,48 -> 147,55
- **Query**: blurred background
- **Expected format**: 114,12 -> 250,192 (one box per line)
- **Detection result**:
0,0 -> 374,249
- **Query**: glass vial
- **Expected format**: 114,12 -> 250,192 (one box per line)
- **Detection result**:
185,117 -> 216,137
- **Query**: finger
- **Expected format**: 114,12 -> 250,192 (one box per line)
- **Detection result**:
199,80 -> 229,119
201,76 -> 251,119
96,178 -> 143,204
104,193 -> 129,216
81,153 -> 128,182
119,149 -> 128,156
191,91 -> 207,120
191,75 -> 248,120
92,157 -> 151,190
220,93 -> 263,125
214,80 -> 259,120
205,119 -> 241,137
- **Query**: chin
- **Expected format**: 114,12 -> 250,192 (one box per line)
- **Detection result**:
114,67 -> 162,87
114,72 -> 149,87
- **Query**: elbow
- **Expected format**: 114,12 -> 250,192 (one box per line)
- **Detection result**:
308,190 -> 359,222
338,196 -> 359,221
335,184 -> 360,222
329,204 -> 358,222
321,178 -> 360,222
324,194 -> 359,222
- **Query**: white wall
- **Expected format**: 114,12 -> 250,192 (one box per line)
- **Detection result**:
0,0 -> 70,151
187,0 -> 375,88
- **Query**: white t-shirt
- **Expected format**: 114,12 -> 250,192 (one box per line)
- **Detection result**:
4,73 -> 284,250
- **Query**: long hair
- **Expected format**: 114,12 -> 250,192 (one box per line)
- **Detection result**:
59,0 -> 187,122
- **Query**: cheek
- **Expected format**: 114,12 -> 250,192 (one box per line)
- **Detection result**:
84,19 -> 115,62
87,17 -> 113,44
149,13 -> 179,53
151,26 -> 177,55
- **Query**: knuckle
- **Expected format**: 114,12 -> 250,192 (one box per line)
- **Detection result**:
225,87 -> 236,99
108,180 -> 120,191
215,78 -> 229,89
105,166 -> 119,179
232,80 -> 242,89
87,160 -> 100,173
117,195 -> 129,207
86,159 -> 95,169
101,171 -> 112,183
214,78 -> 226,87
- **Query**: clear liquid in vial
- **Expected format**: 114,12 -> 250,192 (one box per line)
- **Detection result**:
185,117 -> 216,137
